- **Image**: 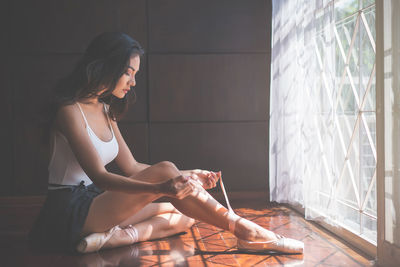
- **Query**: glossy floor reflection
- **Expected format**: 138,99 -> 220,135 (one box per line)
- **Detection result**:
3,204 -> 375,266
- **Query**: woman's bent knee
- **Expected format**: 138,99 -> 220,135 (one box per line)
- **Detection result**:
154,161 -> 177,171
130,161 -> 180,183
149,161 -> 181,182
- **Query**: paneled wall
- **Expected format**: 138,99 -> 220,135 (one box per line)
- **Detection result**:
2,0 -> 272,196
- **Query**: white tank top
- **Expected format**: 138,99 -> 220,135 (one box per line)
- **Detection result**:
47,102 -> 119,188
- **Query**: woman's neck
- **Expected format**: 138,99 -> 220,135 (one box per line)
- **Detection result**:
79,88 -> 107,106
78,97 -> 104,110
81,98 -> 100,105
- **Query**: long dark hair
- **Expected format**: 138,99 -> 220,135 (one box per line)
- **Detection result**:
42,32 -> 144,144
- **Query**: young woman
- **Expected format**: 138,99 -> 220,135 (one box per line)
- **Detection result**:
29,32 -> 303,254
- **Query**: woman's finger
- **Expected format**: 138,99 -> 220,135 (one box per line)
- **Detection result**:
177,182 -> 194,199
209,171 -> 215,180
210,171 -> 217,184
189,177 -> 202,187
174,175 -> 189,185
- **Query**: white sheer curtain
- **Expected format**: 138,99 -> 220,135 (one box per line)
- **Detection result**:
270,0 -> 336,221
270,0 -> 378,242
377,0 -> 400,262
382,0 -> 400,248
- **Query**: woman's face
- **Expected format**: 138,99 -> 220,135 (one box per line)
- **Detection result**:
112,55 -> 141,98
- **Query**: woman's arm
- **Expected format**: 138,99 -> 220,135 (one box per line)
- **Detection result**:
56,104 -> 163,194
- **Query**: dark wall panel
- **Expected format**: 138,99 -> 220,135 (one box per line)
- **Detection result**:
149,54 -> 269,121
149,0 -> 270,53
12,55 -> 80,123
1,1 -> 13,195
150,122 -> 268,191
119,123 -> 149,164
0,55 -> 13,195
106,123 -> 149,175
9,0 -> 147,54
13,122 -> 49,195
9,1 -> 117,54
1,0 -> 11,53
117,0 -> 148,50
12,55 -> 80,195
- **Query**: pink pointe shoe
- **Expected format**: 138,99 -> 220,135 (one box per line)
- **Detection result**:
76,225 -> 138,253
226,211 -> 304,254
236,234 -> 304,254
219,177 -> 304,254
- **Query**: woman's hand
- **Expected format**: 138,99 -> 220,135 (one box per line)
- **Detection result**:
190,169 -> 221,190
158,175 -> 194,199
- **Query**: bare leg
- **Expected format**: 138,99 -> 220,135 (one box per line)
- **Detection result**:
129,163 -> 277,242
166,184 -> 277,242
81,161 -> 277,243
103,212 -> 195,249
118,202 -> 182,227
131,213 -> 195,242
81,162 -> 179,236
118,202 -> 196,242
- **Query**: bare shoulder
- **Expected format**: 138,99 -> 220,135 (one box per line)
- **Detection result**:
55,103 -> 85,135
55,103 -> 79,124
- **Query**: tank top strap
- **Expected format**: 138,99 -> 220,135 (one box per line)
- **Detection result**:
102,102 -> 114,134
76,102 -> 89,127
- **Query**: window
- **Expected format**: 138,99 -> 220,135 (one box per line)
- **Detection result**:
270,0 -> 377,249
315,0 -> 376,243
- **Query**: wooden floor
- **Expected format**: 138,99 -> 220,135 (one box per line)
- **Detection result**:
2,204 -> 375,267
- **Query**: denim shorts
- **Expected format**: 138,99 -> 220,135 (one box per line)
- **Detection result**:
28,181 -> 104,253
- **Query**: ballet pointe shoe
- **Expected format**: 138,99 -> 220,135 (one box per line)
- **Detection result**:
219,175 -> 304,254
237,234 -> 304,254
226,212 -> 303,254
76,225 -> 138,253
76,225 -> 120,253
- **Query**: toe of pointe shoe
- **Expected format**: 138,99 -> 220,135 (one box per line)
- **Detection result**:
237,237 -> 304,254
76,226 -> 121,253
76,232 -> 105,253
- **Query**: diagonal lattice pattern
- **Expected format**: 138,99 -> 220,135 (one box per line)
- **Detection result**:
311,1 -> 376,241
